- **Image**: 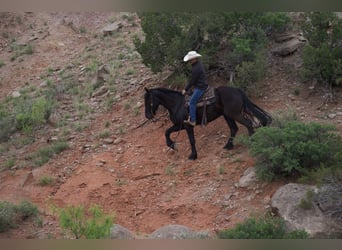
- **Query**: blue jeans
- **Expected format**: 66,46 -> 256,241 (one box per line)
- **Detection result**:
189,88 -> 205,122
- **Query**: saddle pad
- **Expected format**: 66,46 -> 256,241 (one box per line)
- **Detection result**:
185,86 -> 216,107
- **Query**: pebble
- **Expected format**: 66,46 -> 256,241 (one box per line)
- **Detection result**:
328,114 -> 337,119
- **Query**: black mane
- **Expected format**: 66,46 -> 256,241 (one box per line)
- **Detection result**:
150,88 -> 185,125
152,87 -> 182,96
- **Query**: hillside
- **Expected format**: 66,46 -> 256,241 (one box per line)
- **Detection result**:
0,12 -> 341,239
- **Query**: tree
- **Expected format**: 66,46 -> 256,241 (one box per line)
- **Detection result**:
134,12 -> 290,87
301,12 -> 342,87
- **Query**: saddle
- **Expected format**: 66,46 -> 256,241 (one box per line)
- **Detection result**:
185,86 -> 216,126
184,86 -> 216,108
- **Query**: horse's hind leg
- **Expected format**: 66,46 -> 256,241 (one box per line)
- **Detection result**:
223,116 -> 238,149
235,115 -> 255,136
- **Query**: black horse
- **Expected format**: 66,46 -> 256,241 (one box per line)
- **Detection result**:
144,86 -> 272,160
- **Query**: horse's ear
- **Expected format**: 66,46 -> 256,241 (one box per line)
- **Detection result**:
144,87 -> 150,93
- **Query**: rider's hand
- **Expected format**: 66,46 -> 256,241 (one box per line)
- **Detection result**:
182,89 -> 186,95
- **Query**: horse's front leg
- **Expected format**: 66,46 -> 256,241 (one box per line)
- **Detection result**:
185,125 -> 197,160
165,124 -> 183,150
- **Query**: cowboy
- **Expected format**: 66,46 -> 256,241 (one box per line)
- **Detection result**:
182,51 -> 208,126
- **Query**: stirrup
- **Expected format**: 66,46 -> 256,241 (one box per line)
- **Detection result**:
184,119 -> 196,126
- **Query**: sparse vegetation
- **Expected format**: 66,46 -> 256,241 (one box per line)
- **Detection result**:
217,214 -> 309,239
98,130 -> 110,139
299,190 -> 315,210
28,141 -> 69,167
15,96 -> 54,134
2,157 -> 15,170
58,204 -> 114,239
38,176 -> 55,186
10,43 -> 34,61
165,163 -> 177,176
1,12 -> 342,239
0,200 -> 39,233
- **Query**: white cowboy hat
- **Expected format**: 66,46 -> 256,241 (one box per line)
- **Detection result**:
183,51 -> 202,62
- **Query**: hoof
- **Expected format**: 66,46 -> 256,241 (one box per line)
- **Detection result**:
188,154 -> 197,160
224,144 -> 234,150
167,143 -> 177,151
169,143 -> 177,151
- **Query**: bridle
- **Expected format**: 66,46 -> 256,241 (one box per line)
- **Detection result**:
148,91 -> 155,122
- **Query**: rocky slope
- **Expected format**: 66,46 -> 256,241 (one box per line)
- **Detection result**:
0,12 -> 341,239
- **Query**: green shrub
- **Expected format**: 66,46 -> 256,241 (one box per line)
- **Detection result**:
34,147 -> 54,166
15,200 -> 39,219
59,205 -> 114,239
302,43 -> 342,87
248,121 -> 342,181
234,52 -> 265,91
38,176 -> 55,186
301,12 -> 342,87
30,141 -> 69,167
0,105 -> 16,142
270,108 -> 298,129
51,141 -> 69,154
10,43 -> 34,61
0,201 -> 16,233
15,96 -> 53,133
260,12 -> 291,34
217,215 -> 308,239
0,200 -> 39,233
2,158 -> 15,170
314,169 -> 342,224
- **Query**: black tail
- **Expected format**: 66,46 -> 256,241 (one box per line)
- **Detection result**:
239,89 -> 272,126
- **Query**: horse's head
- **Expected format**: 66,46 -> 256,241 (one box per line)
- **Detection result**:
144,88 -> 159,120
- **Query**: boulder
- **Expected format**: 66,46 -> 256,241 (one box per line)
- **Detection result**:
148,224 -> 198,239
271,183 -> 341,238
101,22 -> 123,36
109,224 -> 136,239
237,167 -> 258,188
271,33 -> 306,57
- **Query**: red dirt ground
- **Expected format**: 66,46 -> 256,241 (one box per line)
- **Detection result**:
0,12 -> 341,239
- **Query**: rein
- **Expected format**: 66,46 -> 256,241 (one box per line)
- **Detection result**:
138,88 -> 184,151
134,112 -> 169,129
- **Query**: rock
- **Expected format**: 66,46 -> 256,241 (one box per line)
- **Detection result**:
271,37 -> 306,57
40,81 -> 48,87
148,225 -> 198,239
103,138 -> 114,144
271,183 -> 341,238
92,86 -> 108,97
328,113 -> 337,119
11,91 -> 21,98
101,22 -> 123,36
109,224 -> 136,239
113,138 -> 123,145
237,167 -> 258,188
274,33 -> 297,43
96,64 -> 110,83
